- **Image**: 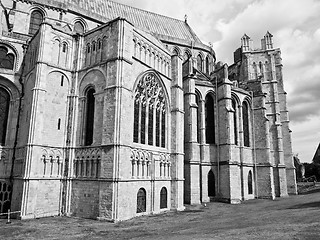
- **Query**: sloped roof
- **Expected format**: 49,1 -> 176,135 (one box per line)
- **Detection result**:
25,0 -> 204,46
312,143 -> 320,164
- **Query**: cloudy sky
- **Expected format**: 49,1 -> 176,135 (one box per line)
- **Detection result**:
114,0 -> 320,162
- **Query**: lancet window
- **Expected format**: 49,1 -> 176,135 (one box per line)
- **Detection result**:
133,73 -> 166,148
205,94 -> 215,144
242,101 -> 250,147
84,88 -> 95,146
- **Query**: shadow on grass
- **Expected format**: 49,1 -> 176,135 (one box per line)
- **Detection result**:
288,201 -> 320,209
298,187 -> 320,195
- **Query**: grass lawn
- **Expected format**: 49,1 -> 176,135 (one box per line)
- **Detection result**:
1,186 -> 320,240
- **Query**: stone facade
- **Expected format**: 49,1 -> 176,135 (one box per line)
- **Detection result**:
0,0 -> 296,221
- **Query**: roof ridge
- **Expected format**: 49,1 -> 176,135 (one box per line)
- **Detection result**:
106,0 -> 186,25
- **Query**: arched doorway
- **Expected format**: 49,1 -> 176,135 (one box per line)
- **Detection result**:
208,170 -> 215,197
137,188 -> 146,213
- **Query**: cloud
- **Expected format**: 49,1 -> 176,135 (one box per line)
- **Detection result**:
112,0 -> 320,161
291,116 -> 320,162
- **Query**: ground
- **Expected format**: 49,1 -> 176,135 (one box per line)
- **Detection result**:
1,184 -> 320,240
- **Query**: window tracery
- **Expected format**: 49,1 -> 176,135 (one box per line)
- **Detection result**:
133,73 -> 166,148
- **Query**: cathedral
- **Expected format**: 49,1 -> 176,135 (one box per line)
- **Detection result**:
0,0 -> 297,221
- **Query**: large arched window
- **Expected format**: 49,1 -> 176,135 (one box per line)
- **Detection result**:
137,188 -> 146,213
84,88 -> 95,146
242,101 -> 250,147
160,187 -> 167,209
205,94 -> 215,144
248,170 -> 253,194
208,170 -> 215,197
0,87 -> 10,146
133,73 -> 166,148
197,54 -> 203,71
195,92 -> 201,143
0,46 -> 15,70
74,21 -> 85,34
232,99 -> 238,145
29,10 -> 44,35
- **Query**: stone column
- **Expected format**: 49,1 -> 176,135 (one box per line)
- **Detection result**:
170,54 -> 185,210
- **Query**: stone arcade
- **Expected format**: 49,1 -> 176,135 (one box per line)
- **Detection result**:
0,0 -> 297,221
